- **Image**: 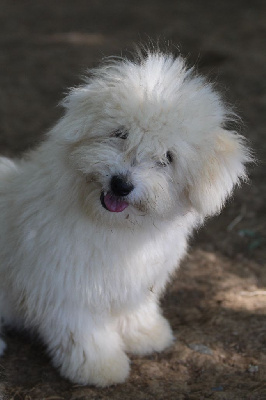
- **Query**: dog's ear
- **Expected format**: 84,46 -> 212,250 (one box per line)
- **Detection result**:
187,129 -> 252,217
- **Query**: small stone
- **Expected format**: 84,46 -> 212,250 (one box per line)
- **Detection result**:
211,386 -> 224,392
188,343 -> 213,355
248,364 -> 259,373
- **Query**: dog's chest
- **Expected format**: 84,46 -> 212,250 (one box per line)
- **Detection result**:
73,222 -> 187,311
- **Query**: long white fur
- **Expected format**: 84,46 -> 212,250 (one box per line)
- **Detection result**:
0,50 -> 251,386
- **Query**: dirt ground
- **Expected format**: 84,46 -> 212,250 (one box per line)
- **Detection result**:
0,1 -> 265,399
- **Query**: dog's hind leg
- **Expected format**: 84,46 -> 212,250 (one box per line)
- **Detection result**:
0,313 -> 6,356
0,157 -> 19,355
0,292 -> 21,356
0,293 -> 10,356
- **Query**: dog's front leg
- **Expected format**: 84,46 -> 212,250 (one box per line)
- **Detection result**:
117,296 -> 174,356
40,314 -> 130,387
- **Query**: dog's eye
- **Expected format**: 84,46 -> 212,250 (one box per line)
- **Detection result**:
166,151 -> 173,163
158,151 -> 173,167
111,129 -> 129,140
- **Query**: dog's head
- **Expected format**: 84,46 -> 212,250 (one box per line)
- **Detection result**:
52,51 -> 251,225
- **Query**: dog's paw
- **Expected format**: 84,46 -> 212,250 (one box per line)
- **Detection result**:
59,345 -> 130,387
0,338 -> 6,356
89,348 -> 130,387
121,311 -> 174,356
49,328 -> 130,387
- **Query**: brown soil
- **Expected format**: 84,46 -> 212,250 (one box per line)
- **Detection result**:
0,1 -> 265,399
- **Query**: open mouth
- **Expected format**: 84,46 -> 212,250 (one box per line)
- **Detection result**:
100,191 -> 129,213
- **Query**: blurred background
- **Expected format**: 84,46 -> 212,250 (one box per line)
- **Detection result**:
0,1 -> 265,399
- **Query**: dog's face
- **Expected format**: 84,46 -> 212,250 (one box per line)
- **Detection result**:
53,53 -> 250,225
69,124 -> 185,223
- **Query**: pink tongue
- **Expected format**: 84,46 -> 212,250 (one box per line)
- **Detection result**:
104,192 -> 129,213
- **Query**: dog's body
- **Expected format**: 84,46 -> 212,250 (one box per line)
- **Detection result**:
0,51 -> 250,386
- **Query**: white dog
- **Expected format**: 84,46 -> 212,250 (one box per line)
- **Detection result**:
0,50 -> 251,386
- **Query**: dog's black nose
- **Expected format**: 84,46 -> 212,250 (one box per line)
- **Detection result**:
111,175 -> 134,197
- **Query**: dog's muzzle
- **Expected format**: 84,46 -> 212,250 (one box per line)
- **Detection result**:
100,175 -> 134,213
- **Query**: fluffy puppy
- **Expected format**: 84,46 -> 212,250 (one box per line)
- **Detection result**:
0,50 -> 251,386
